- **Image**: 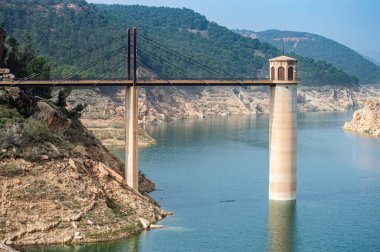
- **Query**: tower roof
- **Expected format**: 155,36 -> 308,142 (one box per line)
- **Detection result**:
269,55 -> 297,62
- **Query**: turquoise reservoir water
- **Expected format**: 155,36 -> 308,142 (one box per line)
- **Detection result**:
25,112 -> 380,251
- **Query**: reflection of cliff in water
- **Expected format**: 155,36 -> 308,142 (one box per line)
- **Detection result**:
145,114 -> 269,147
126,234 -> 140,252
21,231 -> 142,252
268,201 -> 296,252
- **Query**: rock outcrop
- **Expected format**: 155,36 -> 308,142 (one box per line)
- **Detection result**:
64,88 -> 155,147
65,85 -> 379,142
0,87 -> 168,248
0,157 -> 168,247
34,102 -> 72,132
0,243 -> 18,252
0,69 -> 15,81
344,97 -> 380,137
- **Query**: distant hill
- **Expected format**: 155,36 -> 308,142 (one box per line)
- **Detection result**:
0,0 -> 358,86
235,29 -> 380,84
362,52 -> 380,67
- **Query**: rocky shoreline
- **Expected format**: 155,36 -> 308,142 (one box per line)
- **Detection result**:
344,97 -> 380,137
0,244 -> 18,252
0,87 -> 169,250
66,85 -> 379,146
1,157 -> 170,248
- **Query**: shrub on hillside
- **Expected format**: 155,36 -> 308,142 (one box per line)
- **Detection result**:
0,106 -> 24,128
23,118 -> 57,144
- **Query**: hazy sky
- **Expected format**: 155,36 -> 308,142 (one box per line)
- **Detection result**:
87,0 -> 380,57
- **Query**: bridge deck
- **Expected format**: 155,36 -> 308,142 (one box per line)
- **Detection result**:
0,79 -> 299,87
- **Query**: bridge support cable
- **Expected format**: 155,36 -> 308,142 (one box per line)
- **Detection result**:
137,34 -> 245,85
127,28 -> 131,81
137,34 -> 224,77
138,48 -> 193,80
137,35 -> 212,80
93,56 -> 127,86
138,36 -> 220,78
50,34 -> 127,69
54,46 -> 125,85
138,59 -> 170,81
13,34 -> 127,85
14,73 -> 41,84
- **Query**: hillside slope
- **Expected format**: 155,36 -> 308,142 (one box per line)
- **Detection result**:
0,0 -> 357,86
235,29 -> 380,84
0,85 -> 168,247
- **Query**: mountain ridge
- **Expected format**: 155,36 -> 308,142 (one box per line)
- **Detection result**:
235,29 -> 380,84
0,0 -> 358,86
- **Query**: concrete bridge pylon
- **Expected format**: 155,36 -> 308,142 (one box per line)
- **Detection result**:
125,28 -> 139,190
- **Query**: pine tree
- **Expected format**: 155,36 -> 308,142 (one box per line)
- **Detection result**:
0,26 -> 7,68
22,34 -> 35,64
5,37 -> 23,76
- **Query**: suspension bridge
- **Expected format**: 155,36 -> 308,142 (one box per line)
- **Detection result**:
0,28 -> 299,201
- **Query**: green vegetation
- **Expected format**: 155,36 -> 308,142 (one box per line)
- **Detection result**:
0,0 -> 358,86
64,127 -> 97,147
55,88 -> 87,118
139,170 -> 146,179
2,31 -> 51,81
0,98 -> 76,161
67,103 -> 86,119
56,88 -> 72,108
106,197 -> 129,218
0,106 -> 24,128
296,55 -> 359,86
235,29 -> 380,84
0,160 -> 23,177
23,118 -> 58,143
0,88 -> 92,161
0,26 -> 52,98
0,81 -> 88,162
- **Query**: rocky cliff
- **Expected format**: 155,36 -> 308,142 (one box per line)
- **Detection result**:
344,97 -> 380,137
0,69 -> 15,81
64,88 -> 155,147
0,87 -> 169,248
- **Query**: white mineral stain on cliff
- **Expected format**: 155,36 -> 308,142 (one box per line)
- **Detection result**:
66,86 -> 379,138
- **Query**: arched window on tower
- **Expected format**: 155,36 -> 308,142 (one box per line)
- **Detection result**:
271,67 -> 275,80
278,67 -> 285,80
288,67 -> 294,80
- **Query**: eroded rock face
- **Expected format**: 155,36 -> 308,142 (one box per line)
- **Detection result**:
34,102 -> 72,133
0,87 -> 168,247
64,88 -> 155,147
60,85 -> 380,148
0,243 -> 18,252
67,85 -> 379,127
0,158 -> 167,247
6,88 -> 34,117
0,68 -> 15,81
344,98 -> 380,137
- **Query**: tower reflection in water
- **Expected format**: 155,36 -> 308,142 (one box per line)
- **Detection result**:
268,200 -> 296,252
